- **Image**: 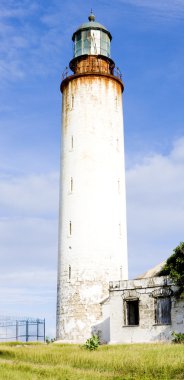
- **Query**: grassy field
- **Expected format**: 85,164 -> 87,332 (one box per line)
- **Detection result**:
0,342 -> 183,380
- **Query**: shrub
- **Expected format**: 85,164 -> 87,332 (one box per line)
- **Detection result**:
159,242 -> 184,297
84,334 -> 100,351
45,336 -> 51,344
172,331 -> 184,344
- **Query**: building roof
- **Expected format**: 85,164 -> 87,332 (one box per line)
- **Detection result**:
135,260 -> 166,279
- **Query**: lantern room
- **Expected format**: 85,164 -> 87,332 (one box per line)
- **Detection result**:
72,12 -> 112,58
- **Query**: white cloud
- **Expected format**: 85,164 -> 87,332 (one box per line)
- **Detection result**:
0,1 -> 41,81
0,0 -> 38,19
119,0 -> 184,15
0,217 -> 58,271
0,287 -> 55,306
126,136 -> 184,277
0,0 -> 76,82
0,270 -> 56,287
170,137 -> 184,161
0,172 -> 59,216
0,172 -> 59,272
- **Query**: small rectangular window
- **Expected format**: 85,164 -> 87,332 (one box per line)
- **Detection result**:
120,266 -> 122,280
119,223 -> 121,236
69,265 -> 71,280
69,221 -> 72,236
71,136 -> 74,150
155,297 -> 171,325
70,177 -> 73,192
115,96 -> 118,110
71,95 -> 74,109
125,300 -> 139,326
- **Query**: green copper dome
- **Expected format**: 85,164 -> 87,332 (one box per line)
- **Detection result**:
72,21 -> 111,40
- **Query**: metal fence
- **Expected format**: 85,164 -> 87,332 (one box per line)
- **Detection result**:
0,316 -> 45,342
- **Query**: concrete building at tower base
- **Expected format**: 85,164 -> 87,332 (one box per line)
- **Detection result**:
99,267 -> 184,344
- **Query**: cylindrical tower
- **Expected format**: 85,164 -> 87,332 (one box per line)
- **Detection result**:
56,12 -> 128,343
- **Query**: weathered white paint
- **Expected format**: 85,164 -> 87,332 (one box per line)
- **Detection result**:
56,74 -> 128,342
105,277 -> 184,343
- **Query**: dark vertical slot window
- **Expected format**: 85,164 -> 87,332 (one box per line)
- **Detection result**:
115,96 -> 118,110
119,223 -> 121,236
71,95 -> 74,109
70,177 -> 73,192
69,265 -> 71,280
71,136 -> 74,150
69,221 -> 72,236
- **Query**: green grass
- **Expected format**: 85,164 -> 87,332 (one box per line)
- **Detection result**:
0,342 -> 183,379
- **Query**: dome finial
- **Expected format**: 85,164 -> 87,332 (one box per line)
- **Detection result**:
88,9 -> 95,22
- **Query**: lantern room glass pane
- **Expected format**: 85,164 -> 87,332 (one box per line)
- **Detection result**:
82,30 -> 91,55
74,33 -> 82,57
83,38 -> 90,54
75,32 -> 81,41
100,32 -> 110,57
75,41 -> 82,56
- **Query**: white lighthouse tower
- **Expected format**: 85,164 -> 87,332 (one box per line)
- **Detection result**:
56,12 -> 128,343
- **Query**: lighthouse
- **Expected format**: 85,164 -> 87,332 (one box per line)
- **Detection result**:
56,12 -> 128,343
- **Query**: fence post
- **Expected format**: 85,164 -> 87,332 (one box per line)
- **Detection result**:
44,319 -> 46,342
16,321 -> 19,341
26,320 -> 29,342
37,319 -> 39,341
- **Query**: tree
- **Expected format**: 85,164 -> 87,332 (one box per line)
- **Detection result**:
159,242 -> 184,298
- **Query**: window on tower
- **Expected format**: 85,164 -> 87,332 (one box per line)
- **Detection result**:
70,177 -> 73,193
119,223 -> 121,236
71,136 -> 74,150
69,265 -> 71,280
69,221 -> 72,236
71,95 -> 74,110
115,96 -> 118,110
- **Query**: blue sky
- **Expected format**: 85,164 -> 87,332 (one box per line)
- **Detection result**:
0,0 -> 184,337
